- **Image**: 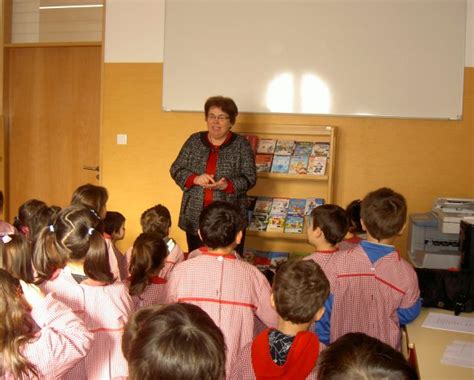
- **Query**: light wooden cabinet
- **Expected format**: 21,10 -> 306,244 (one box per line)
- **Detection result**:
233,124 -> 336,255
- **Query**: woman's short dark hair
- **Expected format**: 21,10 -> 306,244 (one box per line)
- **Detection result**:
199,201 -> 244,249
273,260 -> 329,324
310,204 -> 349,245
104,211 -> 126,235
204,96 -> 239,125
317,332 -> 419,380
140,204 -> 171,238
123,303 -> 226,380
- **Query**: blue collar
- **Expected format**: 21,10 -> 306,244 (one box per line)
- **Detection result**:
360,240 -> 395,264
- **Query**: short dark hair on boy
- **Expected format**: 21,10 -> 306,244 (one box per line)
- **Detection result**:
273,260 -> 329,324
317,332 -> 419,380
345,199 -> 364,234
204,96 -> 239,125
123,303 -> 226,380
361,187 -> 407,241
140,205 -> 171,238
104,211 -> 126,235
199,201 -> 244,249
310,204 -> 349,245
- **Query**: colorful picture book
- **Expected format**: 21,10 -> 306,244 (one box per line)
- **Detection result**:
255,154 -> 273,173
284,215 -> 304,233
287,198 -> 306,216
253,251 -> 289,273
311,142 -> 330,157
293,141 -> 314,156
274,140 -> 295,156
248,214 -> 269,231
269,198 -> 290,216
244,134 -> 259,154
307,156 -> 327,175
256,139 -> 277,154
266,216 -> 286,232
271,155 -> 290,173
304,198 -> 325,216
289,155 -> 309,174
253,196 -> 273,215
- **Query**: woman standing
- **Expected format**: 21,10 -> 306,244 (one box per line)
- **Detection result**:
170,96 -> 256,254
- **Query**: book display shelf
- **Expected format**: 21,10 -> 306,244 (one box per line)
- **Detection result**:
233,124 -> 336,256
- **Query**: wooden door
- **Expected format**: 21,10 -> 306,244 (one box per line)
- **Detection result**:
5,46 -> 101,218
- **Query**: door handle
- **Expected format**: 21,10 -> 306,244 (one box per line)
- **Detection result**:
83,165 -> 100,172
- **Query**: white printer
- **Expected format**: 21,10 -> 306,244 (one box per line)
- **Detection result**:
432,198 -> 474,234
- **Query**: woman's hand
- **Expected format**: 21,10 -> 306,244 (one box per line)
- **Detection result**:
194,173 -> 216,188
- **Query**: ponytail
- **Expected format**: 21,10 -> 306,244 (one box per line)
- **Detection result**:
33,226 -> 67,284
83,229 -> 114,284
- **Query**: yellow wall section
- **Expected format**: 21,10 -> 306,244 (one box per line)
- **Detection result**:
102,63 -> 473,256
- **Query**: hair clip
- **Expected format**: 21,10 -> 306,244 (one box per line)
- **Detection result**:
1,235 -> 12,244
90,209 -> 101,220
49,224 -> 55,232
88,227 -> 95,236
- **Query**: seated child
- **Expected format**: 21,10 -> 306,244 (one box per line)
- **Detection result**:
126,204 -> 184,279
103,211 -> 128,281
128,232 -> 168,310
317,332 -> 418,380
230,260 -> 330,380
165,200 -> 278,375
122,303 -> 226,380
304,204 -> 349,270
338,199 -> 366,250
318,187 -> 421,349
0,191 -> 15,236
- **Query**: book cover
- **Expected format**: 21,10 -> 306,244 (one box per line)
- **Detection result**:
270,155 -> 290,173
293,141 -> 314,156
268,252 -> 289,272
248,214 -> 269,231
244,134 -> 259,154
254,251 -> 271,272
284,215 -> 305,234
256,138 -> 277,154
274,140 -> 295,156
269,197 -> 290,216
253,196 -> 273,215
304,198 -> 325,216
288,155 -> 309,174
307,156 -> 327,175
255,154 -> 273,173
311,142 -> 330,157
266,216 -> 286,232
287,198 -> 307,216
242,248 -> 256,264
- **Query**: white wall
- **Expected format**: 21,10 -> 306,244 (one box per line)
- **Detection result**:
104,0 -> 473,67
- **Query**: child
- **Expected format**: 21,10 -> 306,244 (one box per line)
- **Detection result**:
318,187 -> 421,349
0,269 -> 93,379
304,204 -> 349,270
13,199 -> 59,243
34,206 -> 133,379
71,183 -> 108,224
126,204 -> 184,280
165,200 -> 278,375
0,191 -> 15,236
128,232 -> 168,310
103,211 -> 128,281
230,260 -> 330,380
0,233 -> 34,282
317,332 -> 419,380
122,303 -> 226,380
338,199 -> 365,250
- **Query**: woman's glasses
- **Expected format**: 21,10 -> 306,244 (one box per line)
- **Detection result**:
207,114 -> 229,121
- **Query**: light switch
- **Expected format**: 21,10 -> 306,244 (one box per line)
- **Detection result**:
117,134 -> 127,145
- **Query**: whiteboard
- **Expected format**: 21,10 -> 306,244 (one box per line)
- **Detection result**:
163,0 -> 466,120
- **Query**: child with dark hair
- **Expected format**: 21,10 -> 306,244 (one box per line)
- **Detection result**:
71,183 -> 109,221
34,206 -> 132,379
126,204 -> 184,280
305,204 -> 350,270
103,211 -> 128,281
231,260 -> 330,380
338,199 -> 366,250
317,332 -> 419,380
0,233 -> 34,282
166,201 -> 277,375
0,269 -> 93,379
13,199 -> 59,243
318,188 -> 421,349
123,303 -> 227,380
0,191 -> 15,236
128,233 -> 168,310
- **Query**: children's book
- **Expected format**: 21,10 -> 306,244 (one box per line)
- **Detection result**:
268,252 -> 289,272
255,154 -> 273,173
266,216 -> 286,232
288,155 -> 309,174
254,251 -> 272,272
256,138 -> 277,154
269,197 -> 290,216
311,142 -> 330,157
248,214 -> 269,231
242,248 -> 256,264
253,196 -> 273,215
284,215 -> 304,234
293,141 -> 314,156
274,140 -> 295,156
287,198 -> 306,216
307,156 -> 327,175
304,198 -> 325,216
270,155 -> 290,173
244,135 -> 259,154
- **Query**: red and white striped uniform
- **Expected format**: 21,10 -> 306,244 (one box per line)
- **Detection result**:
303,248 -> 340,273
40,267 -> 133,379
131,276 -> 167,311
105,236 -> 128,282
337,235 -> 363,251
325,245 -> 420,349
165,252 -> 278,377
1,294 -> 93,380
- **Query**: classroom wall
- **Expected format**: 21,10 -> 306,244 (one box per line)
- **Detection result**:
102,0 -> 474,255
